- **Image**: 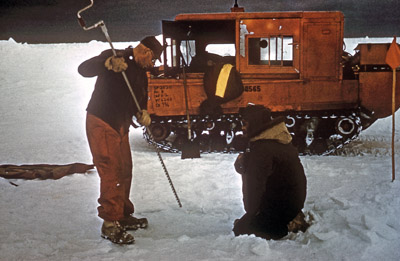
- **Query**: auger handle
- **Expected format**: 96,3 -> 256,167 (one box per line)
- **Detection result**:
77,0 -> 96,31
77,0 -> 107,33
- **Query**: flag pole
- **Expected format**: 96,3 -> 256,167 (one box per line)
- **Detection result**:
392,67 -> 396,181
385,36 -> 400,182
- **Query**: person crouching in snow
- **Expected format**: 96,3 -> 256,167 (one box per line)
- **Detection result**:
78,36 -> 163,244
233,104 -> 308,240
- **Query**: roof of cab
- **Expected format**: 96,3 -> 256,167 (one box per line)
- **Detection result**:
175,11 -> 344,22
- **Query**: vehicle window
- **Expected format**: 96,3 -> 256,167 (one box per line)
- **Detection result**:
164,38 -> 177,68
180,40 -> 196,66
178,41 -> 235,66
205,44 -> 235,56
187,42 -> 236,72
249,36 -> 293,66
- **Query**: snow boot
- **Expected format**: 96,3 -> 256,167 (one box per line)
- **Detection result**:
287,211 -> 310,233
101,221 -> 135,244
119,215 -> 148,230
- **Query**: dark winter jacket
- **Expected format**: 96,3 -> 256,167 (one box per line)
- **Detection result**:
200,62 -> 244,114
78,47 -> 148,132
235,122 -> 307,216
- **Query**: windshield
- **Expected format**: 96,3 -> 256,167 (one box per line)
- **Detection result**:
162,19 -> 236,76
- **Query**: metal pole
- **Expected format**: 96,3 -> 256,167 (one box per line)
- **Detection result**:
392,68 -> 396,182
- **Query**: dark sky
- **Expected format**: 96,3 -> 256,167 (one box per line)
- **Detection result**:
0,0 -> 399,43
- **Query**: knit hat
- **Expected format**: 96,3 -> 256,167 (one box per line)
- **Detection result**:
140,36 -> 163,61
239,104 -> 285,138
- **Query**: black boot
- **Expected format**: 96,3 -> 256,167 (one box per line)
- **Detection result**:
101,220 -> 135,244
119,215 -> 148,230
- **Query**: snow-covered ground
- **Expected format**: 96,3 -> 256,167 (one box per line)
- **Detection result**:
0,37 -> 399,261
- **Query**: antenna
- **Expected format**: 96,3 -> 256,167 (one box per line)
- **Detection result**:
231,0 -> 244,12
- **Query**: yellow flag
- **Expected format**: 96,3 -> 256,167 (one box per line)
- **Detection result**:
385,37 -> 400,70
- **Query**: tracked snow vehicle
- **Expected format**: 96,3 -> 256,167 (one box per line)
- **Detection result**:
144,4 -> 400,155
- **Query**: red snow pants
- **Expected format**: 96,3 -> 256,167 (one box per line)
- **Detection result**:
86,113 -> 134,221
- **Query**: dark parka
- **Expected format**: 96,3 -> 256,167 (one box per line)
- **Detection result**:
78,47 -> 148,133
233,105 -> 307,239
200,61 -> 244,115
240,138 -> 306,216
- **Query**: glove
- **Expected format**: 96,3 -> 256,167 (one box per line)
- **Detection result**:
105,56 -> 128,73
136,110 -> 151,127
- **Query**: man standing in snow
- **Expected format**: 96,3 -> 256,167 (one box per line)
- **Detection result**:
233,104 -> 307,240
78,36 -> 163,244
